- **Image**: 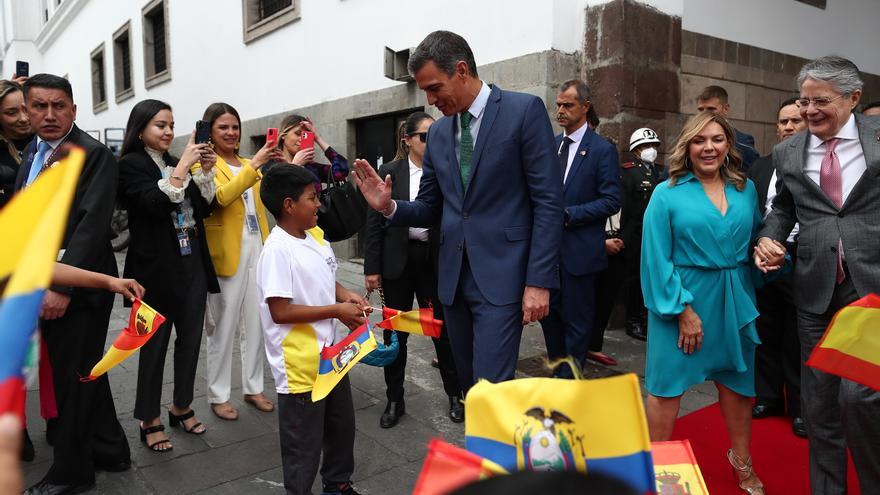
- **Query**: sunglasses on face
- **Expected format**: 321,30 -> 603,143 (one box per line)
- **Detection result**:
408,132 -> 428,143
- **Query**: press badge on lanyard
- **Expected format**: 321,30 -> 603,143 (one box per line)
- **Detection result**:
243,190 -> 259,233
176,208 -> 192,256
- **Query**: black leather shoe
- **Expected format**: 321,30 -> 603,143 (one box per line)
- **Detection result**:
448,395 -> 464,423
380,400 -> 405,429
21,428 -> 35,462
752,404 -> 784,419
792,417 -> 808,438
625,321 -> 647,341
24,480 -> 96,495
95,458 -> 132,472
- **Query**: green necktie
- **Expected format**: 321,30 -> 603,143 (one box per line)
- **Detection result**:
459,111 -> 474,190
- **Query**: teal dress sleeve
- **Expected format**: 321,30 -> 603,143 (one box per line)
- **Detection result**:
640,185 -> 693,320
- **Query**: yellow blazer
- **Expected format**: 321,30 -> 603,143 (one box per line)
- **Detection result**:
200,156 -> 270,277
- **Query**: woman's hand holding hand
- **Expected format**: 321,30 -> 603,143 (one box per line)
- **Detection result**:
678,304 -> 703,354
754,237 -> 787,273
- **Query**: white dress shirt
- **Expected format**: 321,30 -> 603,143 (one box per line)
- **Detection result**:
765,170 -> 799,243
407,158 -> 429,241
560,122 -> 588,183
804,113 -> 866,204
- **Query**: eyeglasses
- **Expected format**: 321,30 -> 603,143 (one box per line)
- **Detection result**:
408,132 -> 428,143
795,94 -> 848,109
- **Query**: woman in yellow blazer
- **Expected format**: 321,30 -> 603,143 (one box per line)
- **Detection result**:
199,102 -> 282,420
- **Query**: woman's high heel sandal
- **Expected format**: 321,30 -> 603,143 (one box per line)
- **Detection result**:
168,409 -> 206,435
727,449 -> 765,495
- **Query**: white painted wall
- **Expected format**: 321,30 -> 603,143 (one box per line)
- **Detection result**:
683,0 -> 880,75
3,0 -> 584,136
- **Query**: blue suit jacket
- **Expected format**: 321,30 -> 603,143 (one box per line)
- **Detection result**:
559,128 -> 622,276
391,84 -> 563,306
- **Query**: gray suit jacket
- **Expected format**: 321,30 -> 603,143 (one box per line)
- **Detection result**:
760,114 -> 880,314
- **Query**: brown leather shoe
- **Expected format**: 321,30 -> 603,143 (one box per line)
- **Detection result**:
244,394 -> 274,412
211,402 -> 239,421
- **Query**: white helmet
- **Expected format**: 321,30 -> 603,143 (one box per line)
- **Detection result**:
629,128 -> 661,152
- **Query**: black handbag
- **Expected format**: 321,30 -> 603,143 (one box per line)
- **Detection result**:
317,175 -> 368,242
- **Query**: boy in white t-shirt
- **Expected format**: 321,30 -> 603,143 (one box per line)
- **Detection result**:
256,165 -> 368,495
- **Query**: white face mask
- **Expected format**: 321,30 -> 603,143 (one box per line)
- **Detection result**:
639,147 -> 658,163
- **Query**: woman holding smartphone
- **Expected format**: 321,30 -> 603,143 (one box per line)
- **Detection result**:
118,99 -> 219,452
268,114 -> 349,189
199,102 -> 281,420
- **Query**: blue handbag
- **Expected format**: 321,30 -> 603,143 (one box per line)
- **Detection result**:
358,288 -> 400,367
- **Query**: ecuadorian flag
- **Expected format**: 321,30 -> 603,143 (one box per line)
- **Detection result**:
465,374 -> 656,493
311,322 -> 377,401
81,299 -> 166,381
807,293 -> 880,391
376,307 -> 442,338
0,149 -> 85,419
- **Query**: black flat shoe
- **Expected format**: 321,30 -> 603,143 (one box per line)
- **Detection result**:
448,395 -> 464,423
792,417 -> 808,438
21,427 -> 35,462
24,480 -> 95,495
168,409 -> 206,435
752,404 -> 784,419
95,458 -> 132,472
380,400 -> 405,429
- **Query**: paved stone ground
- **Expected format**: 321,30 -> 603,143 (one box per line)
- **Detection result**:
21,256 -> 719,494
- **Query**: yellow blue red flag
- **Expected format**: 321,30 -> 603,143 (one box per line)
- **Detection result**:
807,293 -> 880,391
0,149 -> 85,419
651,440 -> 709,495
413,438 -> 507,495
311,321 -> 377,401
464,373 -> 656,493
81,299 -> 166,381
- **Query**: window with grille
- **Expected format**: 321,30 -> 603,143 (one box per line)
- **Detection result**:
259,0 -> 291,20
113,22 -> 134,101
90,45 -> 107,112
142,0 -> 171,88
242,0 -> 299,43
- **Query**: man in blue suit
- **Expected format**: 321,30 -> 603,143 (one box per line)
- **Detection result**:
354,31 -> 563,390
540,80 -> 621,377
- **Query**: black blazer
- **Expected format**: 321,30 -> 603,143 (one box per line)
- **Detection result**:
118,148 -> 219,314
15,125 -> 119,302
748,155 -> 775,216
363,158 -> 439,280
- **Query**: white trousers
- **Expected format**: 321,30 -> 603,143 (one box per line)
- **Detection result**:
205,228 -> 265,403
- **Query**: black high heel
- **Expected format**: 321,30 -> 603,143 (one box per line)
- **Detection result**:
140,424 -> 172,452
168,409 -> 206,435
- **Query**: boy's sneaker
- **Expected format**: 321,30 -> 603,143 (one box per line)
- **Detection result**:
321,481 -> 360,495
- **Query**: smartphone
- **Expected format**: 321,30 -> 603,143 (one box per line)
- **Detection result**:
15,61 -> 29,78
300,130 -> 315,150
195,120 -> 210,144
266,127 -> 279,148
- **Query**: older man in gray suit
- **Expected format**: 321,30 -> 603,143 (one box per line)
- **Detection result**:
756,56 -> 880,494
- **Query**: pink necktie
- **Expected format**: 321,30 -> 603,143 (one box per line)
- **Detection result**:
820,138 -> 845,284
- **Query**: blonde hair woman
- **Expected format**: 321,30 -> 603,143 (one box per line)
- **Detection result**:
640,112 -> 786,495
0,79 -> 32,207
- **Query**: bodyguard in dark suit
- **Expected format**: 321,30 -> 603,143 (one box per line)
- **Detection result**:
354,31 -> 563,390
363,112 -> 463,427
756,56 -> 880,494
540,80 -> 621,377
15,74 -> 130,495
748,98 -> 806,438
696,85 -> 760,171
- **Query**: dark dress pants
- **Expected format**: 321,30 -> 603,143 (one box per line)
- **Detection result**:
42,291 -> 130,485
754,275 -> 801,416
623,245 -> 647,323
277,376 -> 355,495
797,272 -> 880,495
382,241 -> 461,401
134,245 -> 208,421
591,251 -> 625,352
443,253 -> 523,391
540,268 -> 596,376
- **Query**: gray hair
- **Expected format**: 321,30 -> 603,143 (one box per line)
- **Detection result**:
407,30 -> 478,78
797,56 -> 863,95
559,79 -> 591,104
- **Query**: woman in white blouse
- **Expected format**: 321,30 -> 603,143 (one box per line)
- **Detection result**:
118,99 -> 220,452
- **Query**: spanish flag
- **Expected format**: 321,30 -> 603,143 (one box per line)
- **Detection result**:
0,149 -> 84,419
376,307 -> 442,338
311,322 -> 377,401
651,440 -> 709,495
465,374 -> 656,493
806,293 -> 880,391
81,299 -> 166,381
413,438 -> 507,495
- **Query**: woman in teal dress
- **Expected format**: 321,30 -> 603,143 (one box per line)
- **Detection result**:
640,112 -> 786,495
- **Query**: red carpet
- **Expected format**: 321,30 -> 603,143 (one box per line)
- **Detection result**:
670,403 -> 860,494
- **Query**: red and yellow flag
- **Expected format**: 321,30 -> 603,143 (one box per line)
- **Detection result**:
806,293 -> 880,391
413,438 -> 507,495
81,299 -> 166,381
651,440 -> 709,495
376,307 -> 442,338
